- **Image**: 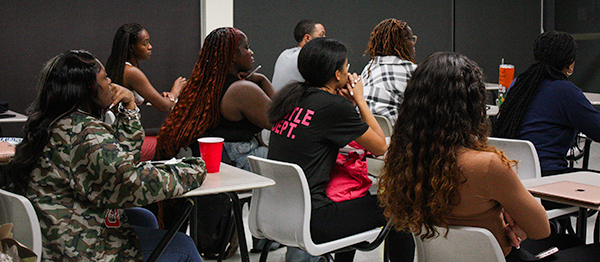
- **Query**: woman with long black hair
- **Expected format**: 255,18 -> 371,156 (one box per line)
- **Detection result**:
267,37 -> 413,262
8,50 -> 205,261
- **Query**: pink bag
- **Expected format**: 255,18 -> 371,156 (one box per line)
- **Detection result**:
325,141 -> 372,202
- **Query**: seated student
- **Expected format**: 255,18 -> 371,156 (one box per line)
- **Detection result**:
272,19 -> 326,91
379,51 -> 599,262
153,27 -> 275,257
361,18 -> 418,123
267,37 -> 414,262
492,31 -> 600,177
106,23 -> 186,112
7,50 -> 205,261
155,27 -> 273,170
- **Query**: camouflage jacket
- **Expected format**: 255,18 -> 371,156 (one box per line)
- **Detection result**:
26,109 -> 206,261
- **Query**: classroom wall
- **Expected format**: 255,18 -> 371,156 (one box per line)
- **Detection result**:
1,0 -> 598,137
234,0 -> 599,93
0,1 -> 201,136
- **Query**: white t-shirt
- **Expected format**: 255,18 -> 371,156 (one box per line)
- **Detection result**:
271,47 -> 304,91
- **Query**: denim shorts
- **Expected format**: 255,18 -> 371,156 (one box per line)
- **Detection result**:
223,137 -> 268,171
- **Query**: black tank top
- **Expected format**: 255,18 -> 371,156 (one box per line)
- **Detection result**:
203,74 -> 263,142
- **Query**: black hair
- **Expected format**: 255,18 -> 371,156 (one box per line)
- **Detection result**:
105,23 -> 145,85
268,37 -> 346,124
8,50 -> 103,194
492,31 -> 577,138
294,19 -> 319,43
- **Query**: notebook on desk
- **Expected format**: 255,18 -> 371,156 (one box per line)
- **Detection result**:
528,181 -> 600,206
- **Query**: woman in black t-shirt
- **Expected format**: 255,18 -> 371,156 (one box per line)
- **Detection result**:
267,37 -> 413,262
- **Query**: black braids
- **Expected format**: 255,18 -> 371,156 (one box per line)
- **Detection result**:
492,31 -> 576,138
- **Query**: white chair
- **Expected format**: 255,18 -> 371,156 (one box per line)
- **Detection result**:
374,115 -> 393,137
247,156 -> 391,262
487,137 -> 578,219
412,225 -> 506,262
0,188 -> 42,262
259,129 -> 270,147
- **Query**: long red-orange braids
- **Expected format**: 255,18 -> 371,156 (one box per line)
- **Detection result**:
155,27 -> 244,159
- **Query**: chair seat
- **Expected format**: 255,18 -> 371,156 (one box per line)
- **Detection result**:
304,227 -> 381,256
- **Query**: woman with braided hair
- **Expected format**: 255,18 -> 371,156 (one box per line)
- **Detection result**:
151,28 -> 273,258
492,31 -> 600,177
360,18 -> 418,123
156,27 -> 273,166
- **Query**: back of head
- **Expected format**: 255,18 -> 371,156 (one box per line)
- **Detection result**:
366,18 -> 415,62
298,37 -> 347,87
156,27 -> 243,159
492,30 -> 577,138
106,23 -> 144,85
9,50 -> 102,194
534,30 -> 577,71
268,37 -> 347,124
294,19 -> 318,43
379,52 -> 488,239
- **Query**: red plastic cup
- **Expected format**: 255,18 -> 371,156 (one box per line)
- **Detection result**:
197,137 -> 224,173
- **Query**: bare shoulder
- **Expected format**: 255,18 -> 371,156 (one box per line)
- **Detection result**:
123,65 -> 150,87
226,79 -> 264,96
458,149 -> 512,177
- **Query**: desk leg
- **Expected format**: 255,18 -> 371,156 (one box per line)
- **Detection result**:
577,208 -> 587,241
225,192 -> 250,262
148,198 -> 195,262
190,196 -> 198,248
583,138 -> 592,170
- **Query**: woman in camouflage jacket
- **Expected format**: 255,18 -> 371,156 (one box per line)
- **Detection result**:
8,50 -> 206,261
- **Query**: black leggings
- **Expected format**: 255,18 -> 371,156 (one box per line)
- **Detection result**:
506,233 -> 590,262
310,194 -> 414,262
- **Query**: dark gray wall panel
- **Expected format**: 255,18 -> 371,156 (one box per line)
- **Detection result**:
455,0 -> 542,83
0,1 -> 201,136
234,0 -> 453,81
555,0 -> 600,92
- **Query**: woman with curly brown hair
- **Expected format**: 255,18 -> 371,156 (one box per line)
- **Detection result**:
379,52 -> 600,261
361,18 -> 417,122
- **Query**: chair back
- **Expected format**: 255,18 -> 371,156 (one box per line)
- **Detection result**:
247,156 -> 386,257
247,156 -> 312,249
0,189 -> 42,262
413,226 -> 505,262
374,115 -> 393,137
487,137 -> 541,180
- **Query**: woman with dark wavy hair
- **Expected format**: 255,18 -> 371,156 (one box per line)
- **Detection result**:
379,52 -> 600,261
8,50 -> 205,261
379,52 -> 546,260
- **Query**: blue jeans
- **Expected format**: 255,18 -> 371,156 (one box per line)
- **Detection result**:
223,138 -> 268,171
133,225 -> 202,262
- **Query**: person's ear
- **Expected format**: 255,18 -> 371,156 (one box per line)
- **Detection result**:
303,34 -> 312,43
335,69 -> 343,81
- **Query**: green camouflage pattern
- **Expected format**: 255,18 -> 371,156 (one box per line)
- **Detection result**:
26,110 -> 206,261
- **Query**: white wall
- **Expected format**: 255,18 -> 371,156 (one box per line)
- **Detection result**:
201,0 -> 234,43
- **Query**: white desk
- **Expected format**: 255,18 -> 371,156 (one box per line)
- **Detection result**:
521,171 -> 600,241
0,110 -> 27,123
182,163 -> 275,262
485,83 -> 500,91
584,92 -> 600,106
182,163 -> 275,198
